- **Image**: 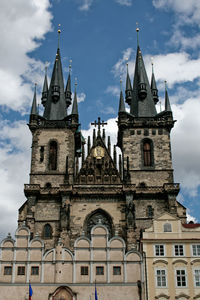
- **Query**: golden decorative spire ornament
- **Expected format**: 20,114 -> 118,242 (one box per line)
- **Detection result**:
69,59 -> 72,73
58,24 -> 61,48
136,22 -> 140,46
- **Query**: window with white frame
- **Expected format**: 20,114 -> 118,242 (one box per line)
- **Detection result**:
156,269 -> 167,287
194,269 -> 200,287
176,269 -> 187,287
155,244 -> 165,256
192,245 -> 200,256
174,244 -> 184,256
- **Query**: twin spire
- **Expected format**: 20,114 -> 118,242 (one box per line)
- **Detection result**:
119,27 -> 172,117
30,27 -> 79,121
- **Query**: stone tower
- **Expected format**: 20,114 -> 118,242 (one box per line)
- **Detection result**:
18,35 -> 186,252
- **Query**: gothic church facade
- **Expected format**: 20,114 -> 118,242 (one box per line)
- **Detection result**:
0,33 -> 187,300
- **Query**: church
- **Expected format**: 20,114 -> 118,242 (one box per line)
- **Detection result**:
1,29 -> 200,300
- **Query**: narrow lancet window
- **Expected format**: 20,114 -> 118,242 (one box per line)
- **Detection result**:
43,224 -> 52,239
49,141 -> 57,170
143,141 -> 152,167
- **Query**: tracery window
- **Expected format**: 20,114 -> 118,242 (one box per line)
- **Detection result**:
43,224 -> 52,239
86,209 -> 112,238
49,141 -> 57,170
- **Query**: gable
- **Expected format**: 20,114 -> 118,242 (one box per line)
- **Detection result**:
75,136 -> 121,185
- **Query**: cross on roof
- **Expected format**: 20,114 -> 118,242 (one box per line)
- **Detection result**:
91,117 -> 107,136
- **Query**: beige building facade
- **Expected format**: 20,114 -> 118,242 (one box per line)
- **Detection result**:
143,213 -> 200,300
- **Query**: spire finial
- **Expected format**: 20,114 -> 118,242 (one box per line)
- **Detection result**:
57,24 -> 61,48
165,80 -> 167,90
69,59 -> 72,74
120,76 -> 122,91
75,77 -> 78,92
34,82 -> 37,92
45,62 -> 48,74
136,22 -> 140,46
151,57 -> 154,73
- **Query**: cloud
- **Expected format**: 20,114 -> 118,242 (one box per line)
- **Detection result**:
0,0 -> 52,112
187,212 -> 197,224
105,85 -> 120,97
79,0 -> 93,11
0,120 -> 31,238
172,97 -> 200,196
115,0 -> 132,6
152,0 -> 200,50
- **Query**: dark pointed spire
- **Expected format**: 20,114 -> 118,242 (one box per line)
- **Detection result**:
131,46 -> 157,117
71,80 -> 78,116
119,78 -> 126,113
43,28 -> 66,120
41,65 -> 48,107
65,60 -> 72,109
31,84 -> 38,115
151,61 -> 159,105
107,136 -> 111,154
87,136 -> 91,155
125,63 -> 132,105
165,81 -> 172,112
130,25 -> 157,117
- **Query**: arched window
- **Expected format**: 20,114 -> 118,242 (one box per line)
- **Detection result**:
43,224 -> 52,239
85,209 -> 113,238
49,141 -> 57,170
143,140 -> 153,167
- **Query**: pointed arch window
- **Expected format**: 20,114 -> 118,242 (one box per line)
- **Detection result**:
43,224 -> 52,239
143,139 -> 153,167
49,141 -> 57,170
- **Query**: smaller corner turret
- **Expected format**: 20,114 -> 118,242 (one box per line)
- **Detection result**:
41,66 -> 48,107
71,80 -> 79,124
29,83 -> 38,125
125,63 -> 133,106
150,61 -> 159,105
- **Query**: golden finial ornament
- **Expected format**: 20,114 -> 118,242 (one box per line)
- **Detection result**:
57,24 -> 61,48
75,77 -> 78,91
136,22 -> 140,46
69,59 -> 72,73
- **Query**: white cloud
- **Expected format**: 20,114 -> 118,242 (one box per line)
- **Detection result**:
0,0 -> 52,111
172,97 -> 200,196
0,120 -> 31,238
105,85 -> 120,97
115,0 -> 132,6
187,212 -> 197,224
79,0 -> 93,11
152,0 -> 200,50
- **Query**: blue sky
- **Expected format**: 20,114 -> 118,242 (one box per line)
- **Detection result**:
0,0 -> 200,238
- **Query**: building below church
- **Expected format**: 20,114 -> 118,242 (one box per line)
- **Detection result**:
1,29 -> 199,300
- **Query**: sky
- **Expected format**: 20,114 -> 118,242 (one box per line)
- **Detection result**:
0,0 -> 200,239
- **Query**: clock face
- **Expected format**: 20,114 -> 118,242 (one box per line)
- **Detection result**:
93,146 -> 105,159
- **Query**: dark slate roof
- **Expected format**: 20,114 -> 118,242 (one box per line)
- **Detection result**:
43,48 -> 67,120
130,46 -> 157,117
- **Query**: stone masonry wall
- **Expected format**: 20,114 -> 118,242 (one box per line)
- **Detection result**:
122,127 -> 173,186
